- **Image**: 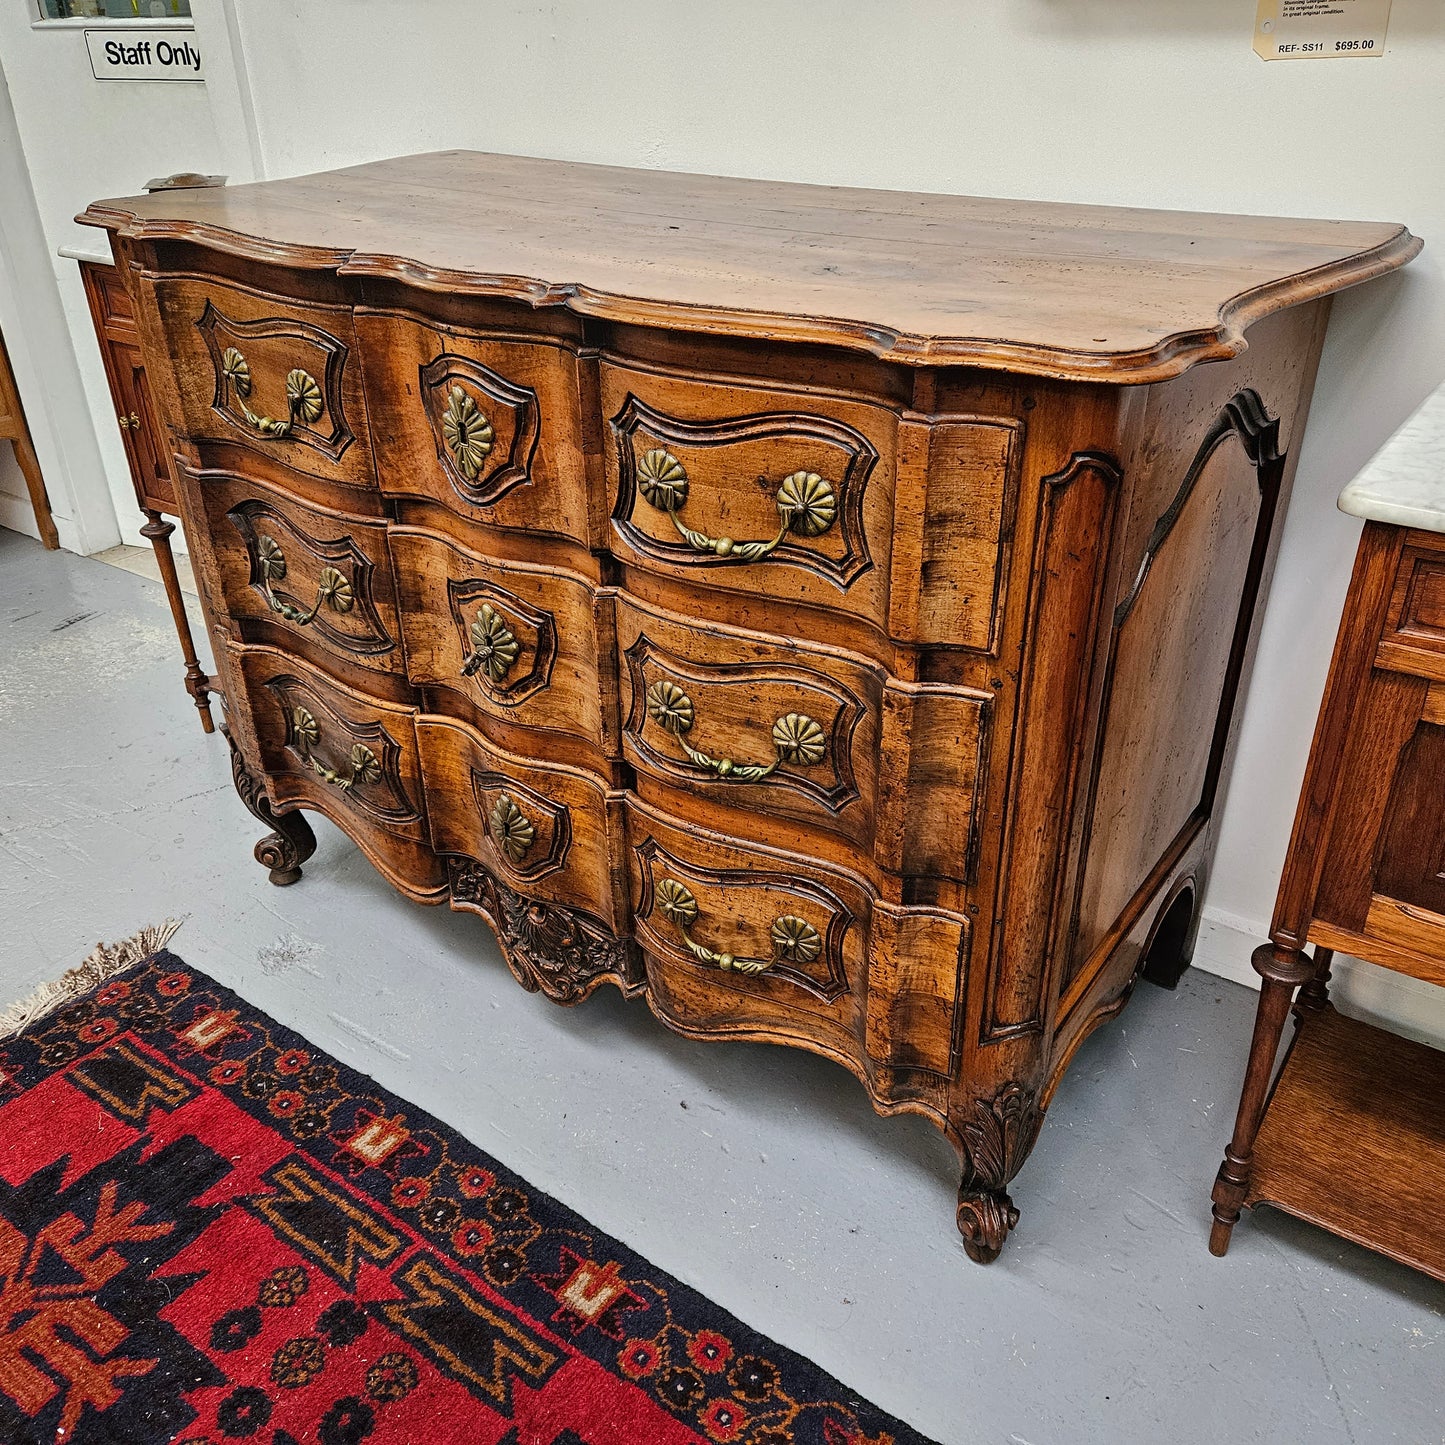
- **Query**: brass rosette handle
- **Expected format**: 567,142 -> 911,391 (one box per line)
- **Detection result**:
644,679 -> 825,782
220,347 -> 324,439
635,448 -> 837,561
460,603 -> 520,684
290,706 -> 382,793
488,792 -> 535,864
441,385 -> 495,481
653,878 -> 823,977
253,536 -> 354,626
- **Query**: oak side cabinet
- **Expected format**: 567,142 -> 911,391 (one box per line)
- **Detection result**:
1212,388 -> 1445,1280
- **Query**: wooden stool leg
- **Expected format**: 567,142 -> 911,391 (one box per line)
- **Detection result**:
140,508 -> 214,733
13,433 -> 59,550
1209,942 -> 1316,1255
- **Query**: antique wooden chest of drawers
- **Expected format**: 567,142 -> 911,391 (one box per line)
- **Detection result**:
80,152 -> 1418,1261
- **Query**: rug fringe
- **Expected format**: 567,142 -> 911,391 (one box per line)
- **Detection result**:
0,918 -> 185,1042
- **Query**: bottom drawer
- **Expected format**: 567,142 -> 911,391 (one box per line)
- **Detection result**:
229,645 -> 445,900
627,797 -> 872,1063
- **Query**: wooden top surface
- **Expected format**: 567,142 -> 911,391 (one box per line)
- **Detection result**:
81,149 -> 1421,382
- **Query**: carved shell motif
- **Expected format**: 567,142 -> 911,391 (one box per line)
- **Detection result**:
468,604 -> 520,683
776,470 -> 837,537
441,386 -> 495,481
637,449 -> 689,510
770,712 -> 826,766
644,679 -> 694,735
285,368 -> 324,426
488,793 -> 535,864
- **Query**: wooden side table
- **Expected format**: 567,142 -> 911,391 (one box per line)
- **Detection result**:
1210,387 -> 1445,1281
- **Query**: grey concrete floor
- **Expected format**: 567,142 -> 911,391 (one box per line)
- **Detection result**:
2,526 -> 1442,1445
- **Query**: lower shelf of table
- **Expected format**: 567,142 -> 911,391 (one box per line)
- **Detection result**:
1247,1004 -> 1445,1284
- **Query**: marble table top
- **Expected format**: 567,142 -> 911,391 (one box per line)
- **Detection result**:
1339,382 -> 1445,534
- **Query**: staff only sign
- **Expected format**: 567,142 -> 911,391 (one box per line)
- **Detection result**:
85,27 -> 204,82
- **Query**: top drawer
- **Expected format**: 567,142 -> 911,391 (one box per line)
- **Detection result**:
143,272 -> 375,490
602,361 -> 898,634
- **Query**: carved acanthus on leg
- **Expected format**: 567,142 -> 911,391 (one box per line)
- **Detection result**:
955,1081 -> 1044,1264
223,723 -> 316,886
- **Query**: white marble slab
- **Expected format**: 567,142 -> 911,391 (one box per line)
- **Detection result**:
58,237 -> 114,267
1338,382 -> 1445,534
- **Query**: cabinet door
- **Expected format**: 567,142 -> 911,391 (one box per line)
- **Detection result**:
112,342 -> 177,514
1313,669 -> 1445,975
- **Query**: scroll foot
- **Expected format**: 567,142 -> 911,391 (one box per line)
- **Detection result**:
224,724 -> 316,885
956,1183 -> 1021,1264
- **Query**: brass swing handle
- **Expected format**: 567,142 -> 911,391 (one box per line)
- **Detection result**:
644,680 -> 824,782
635,448 -> 837,561
290,706 -> 381,793
653,878 -> 823,976
253,536 -> 354,626
220,347 -> 323,439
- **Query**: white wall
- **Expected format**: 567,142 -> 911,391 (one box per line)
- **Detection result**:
0,5 -> 228,551
13,0 -> 1445,1039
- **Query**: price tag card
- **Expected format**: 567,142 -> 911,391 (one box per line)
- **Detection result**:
1254,0 -> 1391,59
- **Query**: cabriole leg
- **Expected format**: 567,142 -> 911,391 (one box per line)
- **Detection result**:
223,724 -> 316,886
1209,942 -> 1315,1256
953,1081 -> 1043,1264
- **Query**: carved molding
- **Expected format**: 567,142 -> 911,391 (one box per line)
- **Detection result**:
445,576 -> 558,707
197,301 -> 353,460
955,1082 -> 1044,1264
264,676 -> 420,825
633,836 -> 852,1002
448,858 -> 637,1003
622,633 -> 864,814
420,354 -> 539,507
226,498 -> 395,657
609,394 -> 877,588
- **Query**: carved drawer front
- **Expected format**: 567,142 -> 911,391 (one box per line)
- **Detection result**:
602,362 -> 897,632
389,526 -> 613,755
144,273 -> 374,488
617,594 -> 990,880
183,465 -> 401,673
627,797 -> 872,1057
354,312 -> 593,545
229,645 -> 444,900
417,715 -> 623,929
617,593 -> 880,849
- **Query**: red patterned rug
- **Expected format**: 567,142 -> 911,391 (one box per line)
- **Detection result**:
0,948 -> 937,1445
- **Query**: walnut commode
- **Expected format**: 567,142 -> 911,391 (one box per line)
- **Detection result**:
81,152 -> 1418,1261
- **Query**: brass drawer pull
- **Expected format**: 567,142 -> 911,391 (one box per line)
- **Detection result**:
220,347 -> 324,439
291,706 -> 381,792
255,536 -> 353,625
654,878 -> 822,976
644,680 -> 824,781
636,448 -> 837,561
460,603 -> 520,683
488,792 -> 535,864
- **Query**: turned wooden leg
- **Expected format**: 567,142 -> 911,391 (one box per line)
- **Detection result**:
1294,946 -> 1334,1018
1209,942 -> 1316,1256
141,508 -> 215,733
954,1082 -> 1043,1264
223,723 -> 315,886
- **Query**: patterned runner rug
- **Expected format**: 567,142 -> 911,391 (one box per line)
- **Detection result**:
0,943 -> 937,1445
